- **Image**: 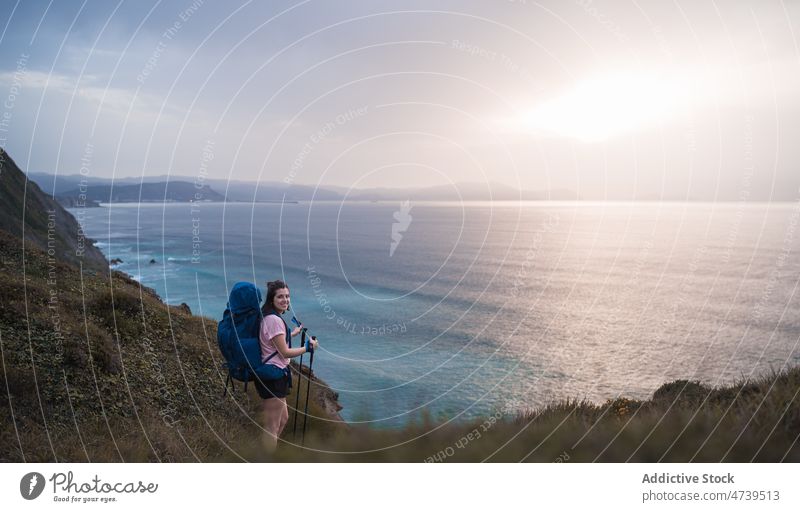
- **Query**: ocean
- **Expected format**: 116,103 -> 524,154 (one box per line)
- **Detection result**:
70,201 -> 800,427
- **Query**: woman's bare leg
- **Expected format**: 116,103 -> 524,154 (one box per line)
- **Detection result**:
277,398 -> 289,434
261,398 -> 286,453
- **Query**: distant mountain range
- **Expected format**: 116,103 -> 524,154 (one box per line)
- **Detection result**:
56,181 -> 225,206
27,172 -> 579,203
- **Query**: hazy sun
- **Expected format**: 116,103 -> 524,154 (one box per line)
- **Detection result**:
513,72 -> 692,142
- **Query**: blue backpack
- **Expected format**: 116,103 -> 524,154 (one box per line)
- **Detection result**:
217,282 -> 292,396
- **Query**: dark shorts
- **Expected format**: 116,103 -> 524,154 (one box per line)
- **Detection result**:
254,372 -> 291,399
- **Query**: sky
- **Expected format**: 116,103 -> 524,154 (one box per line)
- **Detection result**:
1,0 -> 799,200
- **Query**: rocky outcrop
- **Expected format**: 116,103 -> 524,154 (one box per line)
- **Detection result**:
291,361 -> 345,422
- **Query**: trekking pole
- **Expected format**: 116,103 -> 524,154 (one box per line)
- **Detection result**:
291,321 -> 306,439
301,336 -> 316,446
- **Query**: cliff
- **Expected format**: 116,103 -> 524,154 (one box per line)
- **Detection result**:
0,149 -> 107,271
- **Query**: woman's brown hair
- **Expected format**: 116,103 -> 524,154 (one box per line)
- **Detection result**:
261,279 -> 289,316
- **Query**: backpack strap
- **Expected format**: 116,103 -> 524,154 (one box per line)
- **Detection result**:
264,311 -> 291,348
222,370 -> 247,396
223,372 -> 232,397
277,314 -> 291,348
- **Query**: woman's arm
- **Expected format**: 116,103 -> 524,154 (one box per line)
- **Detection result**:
271,333 -> 309,359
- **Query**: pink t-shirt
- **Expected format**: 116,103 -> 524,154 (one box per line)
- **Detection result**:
259,315 -> 290,369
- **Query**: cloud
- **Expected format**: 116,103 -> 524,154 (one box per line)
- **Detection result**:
0,69 -> 188,123
0,69 -> 73,91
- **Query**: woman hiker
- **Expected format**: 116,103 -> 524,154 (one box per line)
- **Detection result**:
257,279 -> 319,452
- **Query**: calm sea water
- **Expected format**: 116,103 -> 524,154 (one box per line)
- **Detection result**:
70,201 -> 800,427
